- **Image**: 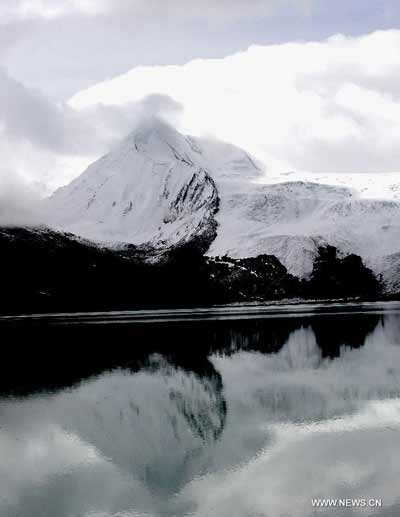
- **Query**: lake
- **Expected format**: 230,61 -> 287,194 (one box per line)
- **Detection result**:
1,302 -> 400,516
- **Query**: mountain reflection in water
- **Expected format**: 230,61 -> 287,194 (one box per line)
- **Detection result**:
1,304 -> 400,516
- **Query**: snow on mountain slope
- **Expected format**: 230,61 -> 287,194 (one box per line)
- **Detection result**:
44,118 -> 262,250
43,121 -> 201,247
208,179 -> 400,281
44,118 -> 400,289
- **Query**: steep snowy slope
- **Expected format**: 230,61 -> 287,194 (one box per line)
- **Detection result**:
44,118 -> 261,250
44,118 -> 400,290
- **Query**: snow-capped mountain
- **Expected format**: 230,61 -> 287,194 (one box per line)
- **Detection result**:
44,118 -> 261,252
44,118 -> 400,291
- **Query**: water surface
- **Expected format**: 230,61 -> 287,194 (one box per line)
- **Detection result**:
1,302 -> 400,516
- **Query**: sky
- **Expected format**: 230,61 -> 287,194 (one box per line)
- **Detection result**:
1,0 -> 400,203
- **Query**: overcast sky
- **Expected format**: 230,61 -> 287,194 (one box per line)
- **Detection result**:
2,0 -> 400,100
1,0 -> 400,202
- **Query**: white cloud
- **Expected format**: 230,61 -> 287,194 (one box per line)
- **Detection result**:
2,28 -> 400,225
0,66 -> 183,222
0,0 -> 107,22
70,29 -> 400,174
0,67 -> 182,159
0,0 -> 312,22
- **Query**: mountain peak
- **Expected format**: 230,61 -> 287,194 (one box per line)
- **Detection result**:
43,120 -> 262,250
44,118 -> 221,247
120,117 -> 193,164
